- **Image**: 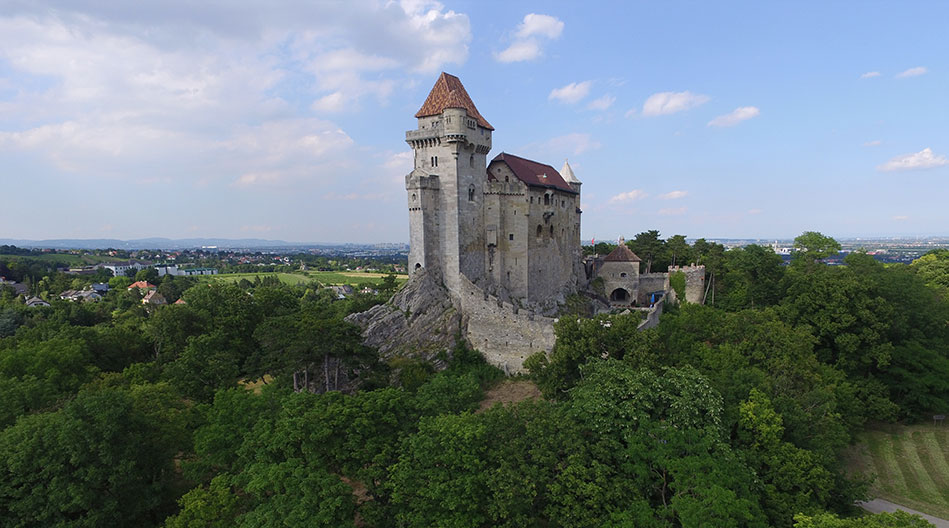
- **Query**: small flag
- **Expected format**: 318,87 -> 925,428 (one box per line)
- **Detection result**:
591,236 -> 595,245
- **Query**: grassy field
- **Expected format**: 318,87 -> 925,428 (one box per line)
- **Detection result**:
208,270 -> 408,287
847,423 -> 949,519
0,253 -> 115,266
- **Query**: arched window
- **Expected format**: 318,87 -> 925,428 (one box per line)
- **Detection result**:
536,225 -> 542,238
415,263 -> 422,270
549,225 -> 553,236
468,185 -> 475,202
469,154 -> 474,167
412,193 -> 417,202
544,194 -> 550,206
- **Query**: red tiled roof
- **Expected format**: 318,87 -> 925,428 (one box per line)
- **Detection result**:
128,281 -> 156,290
488,153 -> 577,194
604,244 -> 642,262
415,72 -> 494,130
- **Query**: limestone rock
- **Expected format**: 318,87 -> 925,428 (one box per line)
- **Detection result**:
346,269 -> 462,364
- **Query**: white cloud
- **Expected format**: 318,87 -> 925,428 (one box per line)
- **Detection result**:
624,107 -> 637,118
863,140 -> 882,147
896,66 -> 927,78
515,13 -> 564,39
860,71 -> 881,79
658,207 -> 687,216
496,13 -> 563,63
659,190 -> 687,200
496,40 -> 542,62
609,190 -> 648,203
549,81 -> 592,104
893,215 -> 909,221
384,151 -> 414,171
587,95 -> 615,111
877,148 -> 949,171
748,208 -> 763,215
707,106 -> 760,127
642,91 -> 710,116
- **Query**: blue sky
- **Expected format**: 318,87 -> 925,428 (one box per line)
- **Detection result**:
1,1 -> 946,243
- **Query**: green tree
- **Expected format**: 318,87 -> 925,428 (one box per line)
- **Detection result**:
628,230 -> 664,273
0,386 -> 188,527
792,231 -> 841,265
664,234 -> 693,268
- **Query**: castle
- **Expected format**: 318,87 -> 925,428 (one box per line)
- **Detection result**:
349,73 -> 704,373
406,72 -> 582,312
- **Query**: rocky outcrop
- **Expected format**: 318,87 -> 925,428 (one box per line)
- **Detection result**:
345,269 -> 462,364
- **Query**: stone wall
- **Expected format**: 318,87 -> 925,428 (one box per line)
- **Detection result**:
454,274 -> 556,374
636,292 -> 665,330
668,264 -> 706,304
636,273 -> 669,305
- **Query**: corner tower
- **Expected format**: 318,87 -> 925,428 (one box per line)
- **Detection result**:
405,73 -> 493,291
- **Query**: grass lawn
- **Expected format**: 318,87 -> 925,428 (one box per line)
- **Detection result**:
847,423 -> 949,519
207,270 -> 407,287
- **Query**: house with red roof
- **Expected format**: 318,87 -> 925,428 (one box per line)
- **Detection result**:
127,281 -> 157,292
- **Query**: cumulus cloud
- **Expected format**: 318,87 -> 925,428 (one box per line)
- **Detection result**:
587,95 -> 615,111
659,190 -> 687,200
896,66 -> 927,78
707,106 -> 760,127
516,13 -> 565,39
496,40 -> 542,62
624,107 -> 637,118
658,207 -> 687,216
642,91 -> 710,116
877,148 -> 949,171
549,81 -> 592,104
496,13 -> 563,63
863,140 -> 882,147
860,71 -> 881,79
609,190 -> 648,203
0,2 -> 468,192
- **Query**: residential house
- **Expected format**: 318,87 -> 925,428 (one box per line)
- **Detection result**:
25,296 -> 50,307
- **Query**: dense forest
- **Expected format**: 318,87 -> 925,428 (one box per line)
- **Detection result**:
1,234 -> 948,527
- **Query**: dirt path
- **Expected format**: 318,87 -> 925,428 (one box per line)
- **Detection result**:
478,379 -> 542,412
859,499 -> 949,527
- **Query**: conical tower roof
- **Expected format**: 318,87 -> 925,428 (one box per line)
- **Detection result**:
415,72 -> 494,130
604,243 -> 642,262
560,159 -> 580,184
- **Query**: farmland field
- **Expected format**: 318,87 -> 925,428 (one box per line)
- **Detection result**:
847,423 -> 949,519
207,270 -> 407,287
0,253 -> 116,266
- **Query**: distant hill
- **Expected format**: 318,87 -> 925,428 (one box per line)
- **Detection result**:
0,237 -> 299,250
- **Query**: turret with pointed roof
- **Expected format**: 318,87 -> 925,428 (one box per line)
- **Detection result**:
560,159 -> 581,193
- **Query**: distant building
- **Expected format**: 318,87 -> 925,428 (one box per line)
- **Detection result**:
143,290 -> 167,305
128,281 -> 157,291
60,289 -> 103,302
0,278 -> 29,296
25,296 -> 50,307
102,260 -> 150,276
90,283 -> 110,293
155,265 -> 218,277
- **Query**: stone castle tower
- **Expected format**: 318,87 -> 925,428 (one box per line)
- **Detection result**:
405,72 -> 494,294
406,73 -> 582,310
